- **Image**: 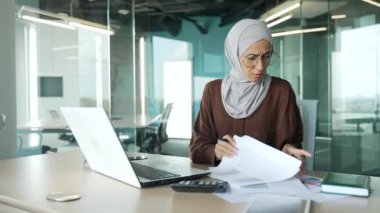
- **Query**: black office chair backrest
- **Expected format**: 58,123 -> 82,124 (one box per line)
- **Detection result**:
158,103 -> 173,143
139,103 -> 174,153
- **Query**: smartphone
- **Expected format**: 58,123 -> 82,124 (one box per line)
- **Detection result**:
46,191 -> 81,202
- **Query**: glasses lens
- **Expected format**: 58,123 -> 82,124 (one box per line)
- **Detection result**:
243,53 -> 272,68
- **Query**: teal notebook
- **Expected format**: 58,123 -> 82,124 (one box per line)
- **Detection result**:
321,173 -> 371,197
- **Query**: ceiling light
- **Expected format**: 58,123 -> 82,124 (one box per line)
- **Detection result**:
118,9 -> 129,15
21,15 -> 75,30
331,14 -> 346,19
272,27 -> 327,37
52,45 -> 78,51
66,56 -> 79,60
267,14 -> 293,28
264,2 -> 300,23
69,22 -> 114,35
362,0 -> 380,8
18,5 -> 114,35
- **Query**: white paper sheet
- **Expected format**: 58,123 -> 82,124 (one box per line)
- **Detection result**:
215,177 -> 347,204
210,135 -> 301,185
209,135 -> 347,203
244,194 -> 311,213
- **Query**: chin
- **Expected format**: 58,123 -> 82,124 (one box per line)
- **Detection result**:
245,74 -> 264,82
251,76 -> 262,82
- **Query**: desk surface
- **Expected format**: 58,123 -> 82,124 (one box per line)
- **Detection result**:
0,151 -> 379,213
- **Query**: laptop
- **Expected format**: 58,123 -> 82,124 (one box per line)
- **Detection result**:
60,107 -> 210,188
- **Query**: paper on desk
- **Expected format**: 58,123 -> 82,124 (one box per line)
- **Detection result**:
215,177 -> 348,203
210,135 -> 301,186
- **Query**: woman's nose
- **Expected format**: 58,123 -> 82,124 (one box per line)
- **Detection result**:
254,59 -> 265,70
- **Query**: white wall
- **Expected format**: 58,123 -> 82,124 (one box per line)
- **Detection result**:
15,21 -> 111,121
37,24 -> 80,119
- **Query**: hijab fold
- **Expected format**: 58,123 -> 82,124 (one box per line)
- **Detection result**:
221,19 -> 272,119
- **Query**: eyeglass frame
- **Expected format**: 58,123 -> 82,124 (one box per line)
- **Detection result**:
241,51 -> 273,68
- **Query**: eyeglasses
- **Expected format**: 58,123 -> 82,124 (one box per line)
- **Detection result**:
241,52 -> 272,68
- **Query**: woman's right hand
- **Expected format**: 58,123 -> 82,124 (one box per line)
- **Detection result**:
215,135 -> 238,160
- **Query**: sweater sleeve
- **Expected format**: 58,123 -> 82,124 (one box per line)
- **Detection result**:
189,82 -> 219,165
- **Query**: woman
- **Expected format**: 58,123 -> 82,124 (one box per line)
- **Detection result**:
189,19 -> 311,167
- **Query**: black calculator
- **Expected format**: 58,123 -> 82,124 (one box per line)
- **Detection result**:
171,180 -> 229,193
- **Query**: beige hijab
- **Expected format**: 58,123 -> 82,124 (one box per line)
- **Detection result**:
221,19 -> 272,119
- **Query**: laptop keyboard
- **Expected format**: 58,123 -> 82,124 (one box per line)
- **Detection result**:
131,162 -> 180,180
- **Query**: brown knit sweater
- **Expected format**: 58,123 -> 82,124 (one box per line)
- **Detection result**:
189,77 -> 303,165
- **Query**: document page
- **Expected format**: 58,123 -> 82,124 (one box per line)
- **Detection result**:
244,194 -> 311,213
210,135 -> 347,204
210,135 -> 301,186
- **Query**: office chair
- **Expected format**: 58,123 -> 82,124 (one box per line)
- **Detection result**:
47,109 -> 77,145
58,132 -> 77,144
297,100 -> 318,173
16,132 -> 57,156
139,103 -> 174,154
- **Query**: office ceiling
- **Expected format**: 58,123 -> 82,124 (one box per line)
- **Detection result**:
133,0 -> 269,26
20,0 -> 282,35
133,0 -> 271,35
20,0 -> 356,36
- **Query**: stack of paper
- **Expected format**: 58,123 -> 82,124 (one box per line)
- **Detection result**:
210,135 -> 301,186
210,135 -> 347,203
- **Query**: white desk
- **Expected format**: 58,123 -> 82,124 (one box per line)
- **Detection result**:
0,151 -> 379,212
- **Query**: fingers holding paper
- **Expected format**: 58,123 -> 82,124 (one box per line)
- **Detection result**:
282,144 -> 312,160
215,135 -> 238,160
282,144 -> 312,174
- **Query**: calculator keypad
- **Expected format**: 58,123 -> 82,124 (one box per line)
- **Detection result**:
171,180 -> 229,193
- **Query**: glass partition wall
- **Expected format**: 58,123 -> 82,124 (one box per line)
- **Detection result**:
266,0 -> 379,175
14,0 -> 136,155
137,0 -> 380,175
263,0 -> 380,176
12,0 -> 380,177
328,0 -> 380,175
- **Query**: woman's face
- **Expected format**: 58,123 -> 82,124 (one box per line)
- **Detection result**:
240,39 -> 272,82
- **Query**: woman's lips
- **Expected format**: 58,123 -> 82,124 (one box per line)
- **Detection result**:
251,73 -> 262,79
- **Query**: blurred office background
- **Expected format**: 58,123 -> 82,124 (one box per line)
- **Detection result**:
1,0 -> 380,176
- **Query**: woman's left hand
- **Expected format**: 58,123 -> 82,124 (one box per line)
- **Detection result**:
282,144 -> 312,174
282,144 -> 312,160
